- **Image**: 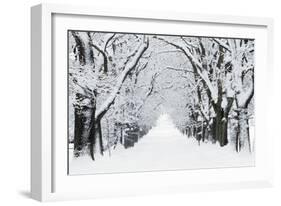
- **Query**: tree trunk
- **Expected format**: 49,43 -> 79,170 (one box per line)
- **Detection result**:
73,107 -> 83,156
193,126 -> 197,138
120,126 -> 124,145
96,120 -> 104,155
88,116 -> 104,161
211,96 -> 234,146
73,105 -> 93,157
235,108 -> 251,152
187,127 -> 192,137
88,109 -> 96,160
202,123 -> 209,142
211,109 -> 228,146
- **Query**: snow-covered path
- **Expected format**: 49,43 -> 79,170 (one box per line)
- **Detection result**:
69,114 -> 254,175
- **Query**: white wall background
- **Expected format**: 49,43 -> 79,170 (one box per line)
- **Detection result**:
0,0 -> 280,205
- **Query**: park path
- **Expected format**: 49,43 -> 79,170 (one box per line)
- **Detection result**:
69,114 -> 254,175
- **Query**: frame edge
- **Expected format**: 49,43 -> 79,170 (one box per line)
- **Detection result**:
31,4 -> 43,201
30,3 -> 275,201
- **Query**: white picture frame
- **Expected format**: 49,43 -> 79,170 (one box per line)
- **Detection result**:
31,3 -> 274,202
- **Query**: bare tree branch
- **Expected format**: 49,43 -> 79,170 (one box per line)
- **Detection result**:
165,66 -> 194,73
90,43 -> 108,73
213,38 -> 231,52
154,36 -> 218,103
95,37 -> 149,119
103,33 -> 116,51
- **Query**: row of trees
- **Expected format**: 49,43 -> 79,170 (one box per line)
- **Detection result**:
69,31 -> 255,161
69,31 -> 164,160
154,36 -> 254,152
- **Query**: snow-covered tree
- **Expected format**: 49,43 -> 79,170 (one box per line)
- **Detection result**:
68,31 -> 255,164
153,36 -> 254,149
69,31 -> 149,159
215,39 -> 254,151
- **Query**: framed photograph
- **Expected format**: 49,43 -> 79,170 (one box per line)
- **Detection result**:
31,3 -> 274,201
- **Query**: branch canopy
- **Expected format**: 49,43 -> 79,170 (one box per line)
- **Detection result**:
95,37 -> 149,119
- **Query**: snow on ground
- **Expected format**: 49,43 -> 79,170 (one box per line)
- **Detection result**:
69,114 -> 255,175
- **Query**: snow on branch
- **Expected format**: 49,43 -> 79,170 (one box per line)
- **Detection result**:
95,37 -> 149,119
136,72 -> 160,114
153,36 -> 203,70
154,36 -> 219,103
213,38 -> 231,52
88,33 -> 117,73
156,50 -> 183,55
199,104 -> 209,122
103,33 -> 116,51
90,43 -> 108,73
180,37 -> 198,49
146,72 -> 159,97
165,66 -> 194,73
237,75 -> 254,108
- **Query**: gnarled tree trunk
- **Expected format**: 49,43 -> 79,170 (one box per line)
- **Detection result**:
211,96 -> 234,146
88,114 -> 104,160
73,102 -> 94,157
235,108 -> 251,152
211,109 -> 228,146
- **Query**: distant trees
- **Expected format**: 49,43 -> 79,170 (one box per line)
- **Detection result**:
69,31 -> 255,161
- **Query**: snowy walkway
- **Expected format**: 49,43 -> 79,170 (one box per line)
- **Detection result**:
69,114 -> 254,175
